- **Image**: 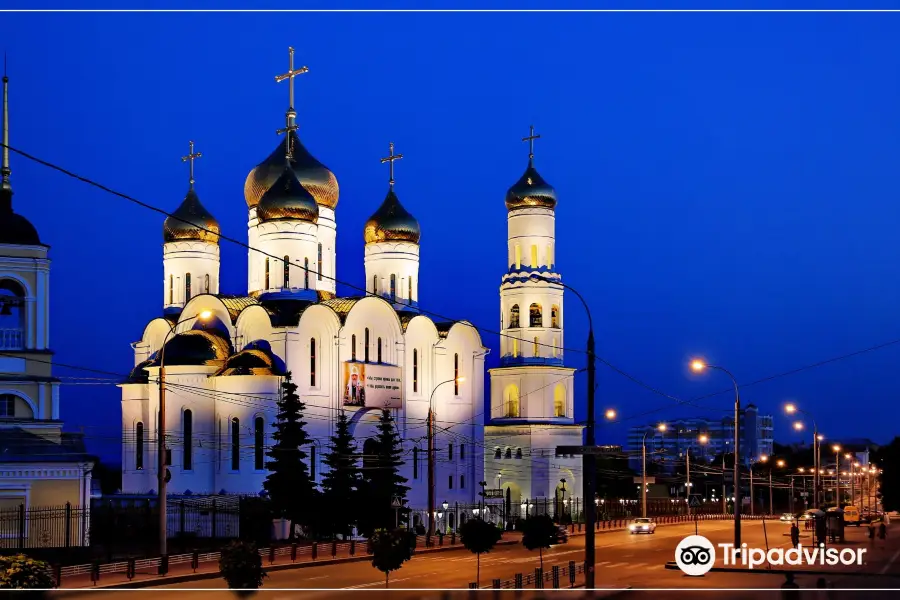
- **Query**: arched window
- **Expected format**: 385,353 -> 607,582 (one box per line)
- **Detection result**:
509,305 -> 520,328
533,336 -> 539,357
377,337 -> 382,363
372,275 -> 378,295
183,409 -> 193,470
516,448 -> 523,459
318,243 -> 323,281
551,305 -> 559,328
504,385 -> 520,418
231,417 -> 240,471
310,338 -> 317,386
304,257 -> 309,289
449,512 -> 455,529
390,274 -> 396,300
554,384 -> 566,418
363,438 -> 378,471
494,448 -> 502,459
204,273 -> 210,293
364,328 -> 370,362
408,277 -> 413,302
254,417 -> 265,470
135,422 -> 144,470
169,275 -> 173,305
351,334 -> 357,361
505,448 -> 512,459
412,349 -> 418,393
283,255 -> 290,288
185,273 -> 192,301
515,244 -> 521,269
264,258 -> 270,290
529,303 -> 542,327
530,245 -> 538,268
454,353 -> 459,395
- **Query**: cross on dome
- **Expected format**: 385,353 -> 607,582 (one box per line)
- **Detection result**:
522,124 -> 540,163
380,142 -> 403,187
181,140 -> 202,190
275,46 -> 308,160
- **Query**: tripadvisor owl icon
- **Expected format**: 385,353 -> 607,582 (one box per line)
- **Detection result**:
675,535 -> 716,576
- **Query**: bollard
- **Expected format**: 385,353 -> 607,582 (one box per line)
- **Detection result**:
54,563 -> 63,588
312,542 -> 318,560
332,541 -> 337,558
515,573 -> 523,589
158,554 -> 169,576
535,567 -> 543,589
493,578 -> 501,589
291,543 -> 298,562
90,561 -> 100,585
569,560 -> 576,587
552,565 -> 560,588
192,550 -> 200,572
269,545 -> 276,565
469,582 -> 478,588
350,540 -> 355,556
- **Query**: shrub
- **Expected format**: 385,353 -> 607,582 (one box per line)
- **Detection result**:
0,554 -> 54,589
218,541 -> 267,590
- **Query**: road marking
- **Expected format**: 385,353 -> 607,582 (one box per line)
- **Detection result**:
342,575 -> 416,589
605,562 -> 629,569
880,549 -> 900,575
596,561 -> 610,566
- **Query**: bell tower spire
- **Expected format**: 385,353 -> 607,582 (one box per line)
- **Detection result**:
2,54 -> 12,211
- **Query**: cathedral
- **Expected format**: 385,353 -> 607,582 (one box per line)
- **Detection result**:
119,48 -> 583,525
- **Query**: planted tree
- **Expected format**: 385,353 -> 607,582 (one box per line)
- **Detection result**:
0,554 -> 54,589
218,540 -> 267,592
459,516 -> 502,587
370,528 -> 413,588
358,409 -> 410,536
320,410 -> 361,539
263,371 -> 317,539
521,514 -> 562,569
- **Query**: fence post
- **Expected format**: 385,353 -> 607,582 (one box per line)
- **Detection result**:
312,542 -> 318,560
492,578 -> 501,589
54,563 -> 62,588
159,554 -> 169,576
569,560 -> 576,587
534,567 -> 543,589
349,540 -> 355,556
192,550 -> 199,572
552,565 -> 560,588
17,503 -> 25,549
90,560 -> 100,586
127,557 -> 136,580
515,573 -> 523,589
332,540 -> 337,558
269,545 -> 276,565
291,542 -> 298,562
211,500 -> 217,538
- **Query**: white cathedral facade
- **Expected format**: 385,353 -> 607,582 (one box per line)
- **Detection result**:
119,51 -> 584,524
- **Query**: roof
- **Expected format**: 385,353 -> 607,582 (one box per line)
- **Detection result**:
218,295 -> 260,323
0,428 -> 93,464
319,296 -> 363,324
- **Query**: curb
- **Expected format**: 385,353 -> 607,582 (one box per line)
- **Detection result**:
66,538 -> 522,591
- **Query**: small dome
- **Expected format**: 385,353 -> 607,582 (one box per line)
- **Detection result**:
163,189 -> 220,244
152,329 -> 232,367
244,131 -> 339,210
216,348 -> 283,377
125,359 -> 153,384
363,188 -> 420,245
256,167 -> 319,224
0,208 -> 41,245
505,161 -> 557,211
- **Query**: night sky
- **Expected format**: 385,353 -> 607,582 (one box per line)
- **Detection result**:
3,10 -> 900,462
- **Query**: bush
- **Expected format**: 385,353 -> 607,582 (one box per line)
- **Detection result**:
218,541 -> 267,590
0,554 -> 54,589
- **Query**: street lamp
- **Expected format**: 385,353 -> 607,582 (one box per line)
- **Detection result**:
642,423 -> 666,518
784,403 -> 821,509
687,434 -> 709,517
427,376 -> 464,537
605,408 -> 617,421
157,309 -> 212,565
832,445 -> 842,507
690,358 -> 742,549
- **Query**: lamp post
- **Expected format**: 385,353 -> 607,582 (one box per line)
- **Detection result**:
686,434 -> 708,517
774,459 -> 785,514
442,500 -> 449,533
478,480 -> 487,520
690,359 -> 742,549
157,309 -> 212,565
642,423 -> 666,518
850,459 -> 858,508
528,273 -> 597,588
785,404 -> 820,508
749,457 -> 760,516
428,377 -> 464,538
832,445 -> 842,507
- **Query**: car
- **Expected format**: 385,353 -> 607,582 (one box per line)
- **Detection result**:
555,525 -> 568,544
780,513 -> 795,522
628,518 -> 657,534
798,510 -> 818,521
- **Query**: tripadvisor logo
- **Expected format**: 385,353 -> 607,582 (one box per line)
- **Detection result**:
675,535 -> 868,576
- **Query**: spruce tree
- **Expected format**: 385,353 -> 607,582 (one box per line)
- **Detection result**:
263,371 -> 317,538
358,409 -> 410,536
320,410 -> 360,539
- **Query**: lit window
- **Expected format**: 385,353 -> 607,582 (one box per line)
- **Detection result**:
390,274 -> 396,300
530,303 -> 542,327
531,245 -> 538,268
204,274 -> 210,293
169,275 -> 174,305
185,273 -> 192,301
554,384 -> 566,417
551,305 -> 559,328
254,417 -> 265,470
408,277 -> 413,302
504,385 -> 519,417
547,244 -> 553,268
533,336 -> 539,357
515,244 -> 521,269
318,243 -> 323,281
454,354 -> 459,395
509,305 -> 520,328
264,259 -> 270,290
512,337 -> 519,357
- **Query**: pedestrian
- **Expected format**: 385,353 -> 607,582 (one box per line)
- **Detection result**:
791,522 -> 800,547
781,573 -> 800,599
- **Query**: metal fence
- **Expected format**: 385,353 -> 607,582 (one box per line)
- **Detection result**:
0,504 -> 89,550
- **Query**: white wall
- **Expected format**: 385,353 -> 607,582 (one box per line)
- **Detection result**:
162,241 -> 220,311
365,241 -> 419,306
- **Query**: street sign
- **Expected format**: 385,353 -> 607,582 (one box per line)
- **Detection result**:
392,496 -> 403,508
482,489 -> 504,499
800,492 -> 808,497
633,477 -> 656,484
689,495 -> 702,508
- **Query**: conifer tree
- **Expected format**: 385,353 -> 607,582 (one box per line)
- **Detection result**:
358,409 -> 410,536
320,410 -> 360,539
263,371 -> 317,538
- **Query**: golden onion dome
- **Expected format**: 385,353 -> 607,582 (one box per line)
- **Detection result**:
257,166 -> 320,224
163,189 -> 220,244
505,160 -> 557,211
363,187 -> 420,245
244,131 -> 339,210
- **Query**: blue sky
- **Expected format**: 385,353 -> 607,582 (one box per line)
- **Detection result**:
3,10 -> 900,461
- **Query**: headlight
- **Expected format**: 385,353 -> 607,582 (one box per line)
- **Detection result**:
628,525 -> 635,530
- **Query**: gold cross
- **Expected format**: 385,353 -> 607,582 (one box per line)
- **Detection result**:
181,140 -> 202,190
275,46 -> 309,113
380,142 -> 403,187
522,124 -> 540,160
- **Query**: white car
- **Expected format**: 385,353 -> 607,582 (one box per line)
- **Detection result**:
780,513 -> 795,522
628,518 -> 657,534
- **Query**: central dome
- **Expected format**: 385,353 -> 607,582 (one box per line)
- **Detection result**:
364,187 -> 420,245
244,131 -> 339,210
163,189 -> 220,244
256,167 -> 319,224
505,161 -> 557,211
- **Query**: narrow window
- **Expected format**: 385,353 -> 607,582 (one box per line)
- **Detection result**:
460,475 -> 465,489
547,244 -> 553,268
448,443 -> 454,460
283,255 -> 290,288
530,303 -> 542,327
304,257 -> 309,289
351,334 -> 356,361
449,475 -> 454,489
390,274 -> 396,300
454,353 -> 459,395
408,276 -> 413,302
204,273 -> 210,293
515,244 -> 521,269
264,258 -> 270,290
413,447 -> 419,478
318,243 -> 323,281
377,337 -> 382,363
534,336 -> 539,357
310,338 -> 316,386
169,275 -> 173,304
551,305 -> 559,328
373,275 -> 378,295
310,445 -> 316,481
516,448 -> 523,459
460,444 -> 465,460
530,245 -> 538,268
231,417 -> 240,470
183,410 -> 193,470
364,328 -> 370,362
505,448 -> 512,459
185,273 -> 192,301
512,338 -> 519,357
554,384 -> 566,418
135,422 -> 144,470
494,448 -> 502,459
254,417 -> 264,470
413,349 -> 418,393
509,305 -> 520,328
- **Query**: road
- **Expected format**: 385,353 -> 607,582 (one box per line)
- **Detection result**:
51,518 -> 899,598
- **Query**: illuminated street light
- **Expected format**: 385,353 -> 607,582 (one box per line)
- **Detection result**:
793,422 -> 804,431
605,409 -> 617,420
